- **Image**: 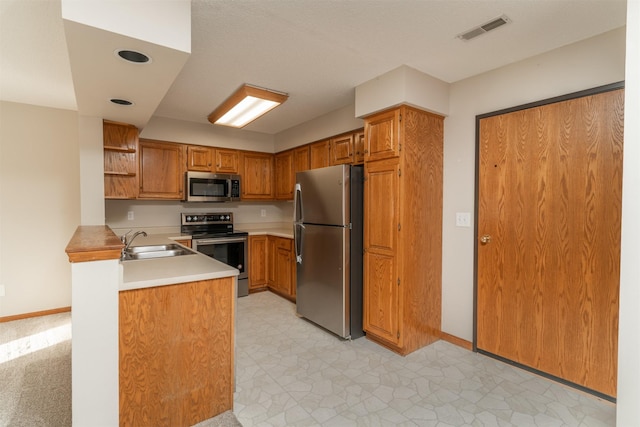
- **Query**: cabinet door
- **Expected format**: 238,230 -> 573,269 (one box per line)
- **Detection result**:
249,235 -> 267,289
353,131 -> 365,165
241,152 -> 274,199
293,146 -> 310,175
309,139 -> 330,169
187,145 -> 214,172
365,109 -> 401,161
267,236 -> 276,286
363,158 -> 401,345
330,134 -> 353,165
138,140 -> 186,199
275,150 -> 294,200
274,238 -> 294,297
215,149 -> 239,174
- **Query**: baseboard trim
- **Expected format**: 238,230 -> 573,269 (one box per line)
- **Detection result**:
0,306 -> 71,323
440,331 -> 473,351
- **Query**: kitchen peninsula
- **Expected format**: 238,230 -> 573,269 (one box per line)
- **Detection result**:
65,226 -> 238,427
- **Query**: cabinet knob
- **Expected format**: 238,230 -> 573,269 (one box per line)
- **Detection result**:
364,149 -> 368,154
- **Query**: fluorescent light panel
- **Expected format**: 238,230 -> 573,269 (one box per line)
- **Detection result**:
208,84 -> 288,128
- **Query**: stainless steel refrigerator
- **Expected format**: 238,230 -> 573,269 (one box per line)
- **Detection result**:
294,164 -> 364,339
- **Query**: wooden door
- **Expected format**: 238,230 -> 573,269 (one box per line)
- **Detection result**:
309,139 -> 330,169
187,145 -> 214,172
330,134 -> 353,165
293,146 -> 310,174
241,151 -> 274,199
274,150 -> 294,200
476,88 -> 624,398
364,109 -> 400,161
215,149 -> 239,173
363,158 -> 401,345
249,235 -> 267,290
138,139 -> 185,199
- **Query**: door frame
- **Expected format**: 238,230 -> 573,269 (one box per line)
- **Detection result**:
472,80 -> 624,402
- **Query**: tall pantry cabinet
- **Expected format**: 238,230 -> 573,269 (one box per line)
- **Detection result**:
362,105 -> 443,355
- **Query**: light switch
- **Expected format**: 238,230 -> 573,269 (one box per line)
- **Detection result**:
455,212 -> 471,227
127,211 -> 134,220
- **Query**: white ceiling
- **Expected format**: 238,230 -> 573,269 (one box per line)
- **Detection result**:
0,0 -> 627,134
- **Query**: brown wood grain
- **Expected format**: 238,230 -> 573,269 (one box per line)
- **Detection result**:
309,139 -> 330,169
215,148 -> 239,173
138,139 -> 186,199
330,133 -> 354,165
477,89 -> 624,398
119,278 -> 234,427
240,151 -> 274,199
363,106 -> 443,355
65,226 -> 123,263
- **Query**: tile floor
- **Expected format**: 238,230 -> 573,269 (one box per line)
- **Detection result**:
233,291 -> 616,427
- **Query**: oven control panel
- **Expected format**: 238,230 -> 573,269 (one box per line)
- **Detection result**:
181,213 -> 233,225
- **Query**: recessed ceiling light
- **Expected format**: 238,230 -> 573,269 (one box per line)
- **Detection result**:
110,98 -> 133,106
115,49 -> 151,64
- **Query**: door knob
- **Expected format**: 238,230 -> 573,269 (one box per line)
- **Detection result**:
480,234 -> 492,244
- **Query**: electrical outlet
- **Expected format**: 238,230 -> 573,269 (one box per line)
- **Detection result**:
127,211 -> 134,220
455,212 -> 471,227
260,209 -> 267,217
0,285 -> 5,297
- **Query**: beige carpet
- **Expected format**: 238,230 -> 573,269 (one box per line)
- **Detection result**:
0,312 -> 241,426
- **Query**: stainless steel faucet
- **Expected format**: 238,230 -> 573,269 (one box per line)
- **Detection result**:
123,231 -> 147,251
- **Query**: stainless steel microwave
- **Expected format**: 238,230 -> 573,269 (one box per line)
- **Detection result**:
184,171 -> 241,202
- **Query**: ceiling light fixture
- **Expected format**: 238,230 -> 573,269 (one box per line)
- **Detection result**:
208,84 -> 289,128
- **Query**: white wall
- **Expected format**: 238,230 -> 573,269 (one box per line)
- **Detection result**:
617,0 -> 640,423
0,101 -> 80,317
140,116 -> 275,152
275,103 -> 364,152
442,27 -> 626,341
105,199 -> 293,234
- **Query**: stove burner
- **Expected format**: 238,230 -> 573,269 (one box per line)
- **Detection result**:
180,212 -> 241,237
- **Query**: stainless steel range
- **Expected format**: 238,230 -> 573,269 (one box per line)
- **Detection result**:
181,212 -> 249,297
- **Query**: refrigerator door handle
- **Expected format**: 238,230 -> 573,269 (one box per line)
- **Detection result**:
295,223 -> 305,264
293,183 -> 303,224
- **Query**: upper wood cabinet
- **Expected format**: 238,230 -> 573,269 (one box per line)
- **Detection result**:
240,151 -> 274,200
364,109 -> 401,161
353,131 -> 365,165
187,146 -> 239,174
103,120 -> 138,199
330,133 -> 354,165
363,105 -> 443,356
138,139 -> 186,200
187,145 -> 214,172
215,148 -> 239,174
275,150 -> 294,200
267,236 -> 296,301
309,139 -> 330,169
293,146 -> 310,175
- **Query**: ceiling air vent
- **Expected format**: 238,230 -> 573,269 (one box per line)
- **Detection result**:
457,15 -> 511,41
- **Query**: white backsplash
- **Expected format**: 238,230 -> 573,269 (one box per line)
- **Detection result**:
105,199 -> 294,233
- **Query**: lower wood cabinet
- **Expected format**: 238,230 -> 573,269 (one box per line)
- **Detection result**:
119,277 -> 234,426
269,237 -> 296,300
248,235 -> 268,291
248,234 -> 296,300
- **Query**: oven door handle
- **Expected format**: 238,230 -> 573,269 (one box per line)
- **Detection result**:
194,237 -> 247,245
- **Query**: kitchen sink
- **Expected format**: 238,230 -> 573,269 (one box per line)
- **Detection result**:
121,243 -> 197,261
